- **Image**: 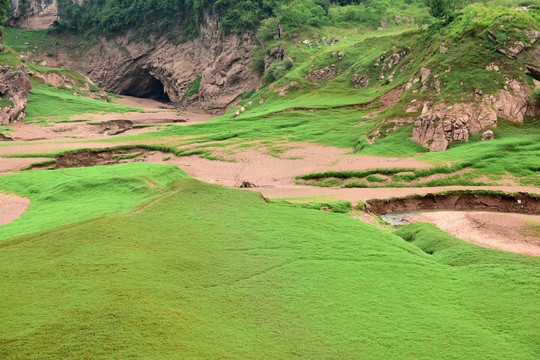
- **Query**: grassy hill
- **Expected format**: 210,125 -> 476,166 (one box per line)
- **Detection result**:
0,165 -> 539,358
0,1 -> 539,358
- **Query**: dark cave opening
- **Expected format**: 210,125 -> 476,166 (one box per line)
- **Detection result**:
121,69 -> 170,102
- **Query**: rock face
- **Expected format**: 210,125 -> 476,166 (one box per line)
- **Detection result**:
488,28 -> 540,58
410,80 -> 539,151
351,74 -> 369,88
51,13 -> 262,109
306,66 -> 335,82
0,66 -> 32,124
8,0 -> 83,29
265,45 -> 287,71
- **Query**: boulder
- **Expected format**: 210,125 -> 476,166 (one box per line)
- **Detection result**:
481,130 -> 495,141
410,102 -> 499,151
421,67 -> 431,85
352,74 -> 369,88
306,66 -> 335,82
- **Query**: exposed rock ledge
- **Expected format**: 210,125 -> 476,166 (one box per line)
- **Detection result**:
0,66 -> 32,125
8,0 -> 84,29
47,13 -> 262,109
411,80 -> 539,152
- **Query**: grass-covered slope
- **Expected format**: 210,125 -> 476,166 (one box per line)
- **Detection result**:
24,84 -> 143,122
0,169 -> 538,358
0,163 -> 188,240
1,30 -> 147,123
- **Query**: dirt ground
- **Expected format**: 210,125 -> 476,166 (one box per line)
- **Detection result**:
172,143 -> 432,188
3,96 -> 214,143
403,211 -> 540,256
0,193 -> 30,226
1,95 -> 540,256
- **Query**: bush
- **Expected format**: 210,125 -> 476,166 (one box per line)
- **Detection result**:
263,61 -> 289,83
249,54 -> 266,75
529,86 -> 540,105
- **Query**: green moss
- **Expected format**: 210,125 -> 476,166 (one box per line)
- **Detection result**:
184,77 -> 201,98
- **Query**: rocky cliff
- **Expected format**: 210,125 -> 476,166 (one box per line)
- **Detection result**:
367,26 -> 540,152
0,65 -> 32,124
8,0 -> 83,29
38,13 -> 262,110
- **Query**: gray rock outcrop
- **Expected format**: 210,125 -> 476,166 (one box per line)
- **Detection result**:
0,66 -> 32,124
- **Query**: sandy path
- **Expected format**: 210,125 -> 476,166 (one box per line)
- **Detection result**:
0,157 -> 52,174
174,143 -> 431,188
2,95 -> 214,143
0,142 -> 125,156
403,211 -> 540,256
0,193 -> 30,226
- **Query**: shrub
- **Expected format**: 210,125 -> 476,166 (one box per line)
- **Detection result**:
529,86 -> 540,105
249,54 -> 266,75
263,61 -> 288,83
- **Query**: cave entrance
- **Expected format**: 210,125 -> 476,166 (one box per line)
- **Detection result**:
122,69 -> 170,102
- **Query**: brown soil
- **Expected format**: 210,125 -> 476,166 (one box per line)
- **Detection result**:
0,157 -> 52,174
366,191 -> 540,215
404,211 -> 540,256
3,95 -> 214,143
0,133 -> 13,141
172,143 -> 431,188
0,193 -> 30,226
48,148 -> 179,170
250,185 -> 540,202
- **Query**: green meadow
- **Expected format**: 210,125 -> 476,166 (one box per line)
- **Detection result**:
0,165 -> 539,359
0,1 -> 539,358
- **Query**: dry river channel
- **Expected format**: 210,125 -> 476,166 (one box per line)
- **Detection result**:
0,96 -> 538,256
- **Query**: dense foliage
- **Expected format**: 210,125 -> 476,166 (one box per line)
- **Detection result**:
0,0 -> 9,40
55,0 -> 428,38
56,0 -> 278,38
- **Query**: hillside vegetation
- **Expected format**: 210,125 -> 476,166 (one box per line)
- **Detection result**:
55,0 -> 424,38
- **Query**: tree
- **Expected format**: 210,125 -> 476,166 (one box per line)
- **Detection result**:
427,0 -> 449,21
0,0 -> 10,41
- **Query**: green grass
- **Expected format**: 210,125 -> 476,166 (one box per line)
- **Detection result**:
295,117 -> 540,188
0,169 -> 538,358
0,97 -> 14,108
419,119 -> 540,185
25,85 -> 145,122
0,44 -> 23,67
184,76 -> 201,98
0,163 -> 188,240
27,63 -> 88,85
3,28 -> 53,53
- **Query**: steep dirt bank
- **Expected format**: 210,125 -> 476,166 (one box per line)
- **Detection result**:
403,211 -> 540,256
49,147 -> 178,170
0,193 -> 30,226
252,185 -> 540,202
366,191 -> 540,215
43,14 -> 262,109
